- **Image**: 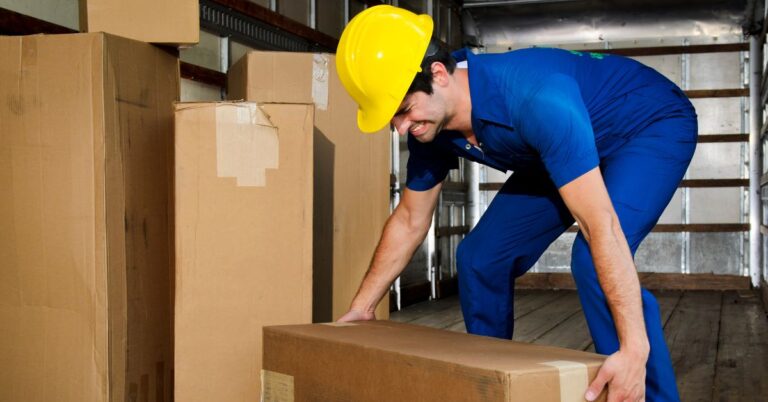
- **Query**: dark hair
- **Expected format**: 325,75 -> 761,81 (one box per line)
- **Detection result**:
406,38 -> 457,95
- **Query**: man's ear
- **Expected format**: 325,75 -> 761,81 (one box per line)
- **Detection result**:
430,62 -> 450,87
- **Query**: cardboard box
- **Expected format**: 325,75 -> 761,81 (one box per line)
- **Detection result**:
228,51 -> 391,322
79,0 -> 199,46
174,102 -> 314,402
0,33 -> 179,402
263,321 -> 607,402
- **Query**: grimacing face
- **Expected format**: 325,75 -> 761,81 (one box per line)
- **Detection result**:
390,90 -> 448,143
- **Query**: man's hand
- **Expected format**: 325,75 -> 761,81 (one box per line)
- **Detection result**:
586,348 -> 648,402
337,309 -> 376,323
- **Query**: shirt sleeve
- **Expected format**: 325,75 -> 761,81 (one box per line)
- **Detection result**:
516,73 -> 600,188
405,133 -> 459,191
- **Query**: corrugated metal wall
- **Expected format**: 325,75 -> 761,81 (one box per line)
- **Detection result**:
395,0 -> 767,308
526,45 -> 749,275
463,0 -> 753,277
394,1 -> 762,306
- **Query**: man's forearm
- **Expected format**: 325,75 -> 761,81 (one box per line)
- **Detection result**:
559,169 -> 649,400
349,209 -> 431,314
588,216 -> 650,355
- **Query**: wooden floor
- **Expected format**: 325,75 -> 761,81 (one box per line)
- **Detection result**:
390,290 -> 768,401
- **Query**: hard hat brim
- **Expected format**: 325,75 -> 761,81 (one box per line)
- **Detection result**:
358,105 -> 397,133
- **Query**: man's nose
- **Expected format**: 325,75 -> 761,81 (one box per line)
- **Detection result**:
391,116 -> 409,136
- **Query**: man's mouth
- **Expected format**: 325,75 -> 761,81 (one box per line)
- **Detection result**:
410,121 -> 427,136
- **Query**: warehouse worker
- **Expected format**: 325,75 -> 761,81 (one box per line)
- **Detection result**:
336,5 -> 695,402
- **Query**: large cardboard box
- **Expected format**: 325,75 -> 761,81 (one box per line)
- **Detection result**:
229,51 -> 391,322
0,33 -> 179,402
79,0 -> 199,46
263,321 -> 608,401
174,102 -> 314,402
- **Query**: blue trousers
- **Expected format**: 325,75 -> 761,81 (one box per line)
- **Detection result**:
456,113 -> 697,402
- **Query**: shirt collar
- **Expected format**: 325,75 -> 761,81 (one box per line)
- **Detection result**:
455,49 -> 513,129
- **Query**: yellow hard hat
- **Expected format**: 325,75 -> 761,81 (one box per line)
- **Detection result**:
336,5 -> 434,133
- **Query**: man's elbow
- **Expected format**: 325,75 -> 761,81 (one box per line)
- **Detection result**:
578,208 -> 619,243
406,213 -> 433,238
392,204 -> 432,237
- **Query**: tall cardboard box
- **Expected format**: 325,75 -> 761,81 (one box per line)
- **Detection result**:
263,321 -> 608,401
0,33 -> 179,402
79,0 -> 199,46
174,102 -> 314,402
229,51 -> 391,322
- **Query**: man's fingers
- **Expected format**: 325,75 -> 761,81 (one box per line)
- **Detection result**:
585,365 -> 611,401
338,309 -> 376,323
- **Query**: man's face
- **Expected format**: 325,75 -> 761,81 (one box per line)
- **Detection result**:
390,90 -> 447,143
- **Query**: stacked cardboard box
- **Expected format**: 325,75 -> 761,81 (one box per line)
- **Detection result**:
173,102 -> 314,402
263,321 -> 608,401
0,33 -> 179,402
228,51 -> 392,323
79,0 -> 199,46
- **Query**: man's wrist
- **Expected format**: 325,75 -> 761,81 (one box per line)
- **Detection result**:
349,300 -> 377,314
620,339 -> 650,359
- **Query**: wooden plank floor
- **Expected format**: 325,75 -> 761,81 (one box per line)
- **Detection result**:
390,290 -> 768,401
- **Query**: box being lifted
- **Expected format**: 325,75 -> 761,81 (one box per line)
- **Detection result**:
0,33 -> 179,402
79,0 -> 199,46
263,321 -> 607,402
174,102 -> 314,402
228,51 -> 391,322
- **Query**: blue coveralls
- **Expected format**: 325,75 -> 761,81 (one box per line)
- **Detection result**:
406,48 -> 697,401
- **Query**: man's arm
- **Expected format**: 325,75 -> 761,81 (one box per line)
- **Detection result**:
338,183 -> 443,322
558,167 -> 649,402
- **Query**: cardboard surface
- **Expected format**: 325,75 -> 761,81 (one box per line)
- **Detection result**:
174,102 -> 314,402
229,51 -> 391,322
0,33 -> 179,402
79,0 -> 199,46
263,321 -> 608,402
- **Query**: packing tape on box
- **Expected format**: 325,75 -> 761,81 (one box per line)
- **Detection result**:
261,370 -> 294,402
312,54 -> 329,111
215,103 -> 279,187
540,360 -> 589,402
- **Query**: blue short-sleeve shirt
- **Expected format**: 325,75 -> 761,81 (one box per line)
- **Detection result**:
404,47 -> 694,191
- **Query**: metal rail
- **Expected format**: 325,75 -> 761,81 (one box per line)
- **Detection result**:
583,43 -> 749,57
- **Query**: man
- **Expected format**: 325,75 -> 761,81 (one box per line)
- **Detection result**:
336,5 -> 696,402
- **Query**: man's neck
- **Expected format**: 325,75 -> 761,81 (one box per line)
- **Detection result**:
450,68 -> 475,142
